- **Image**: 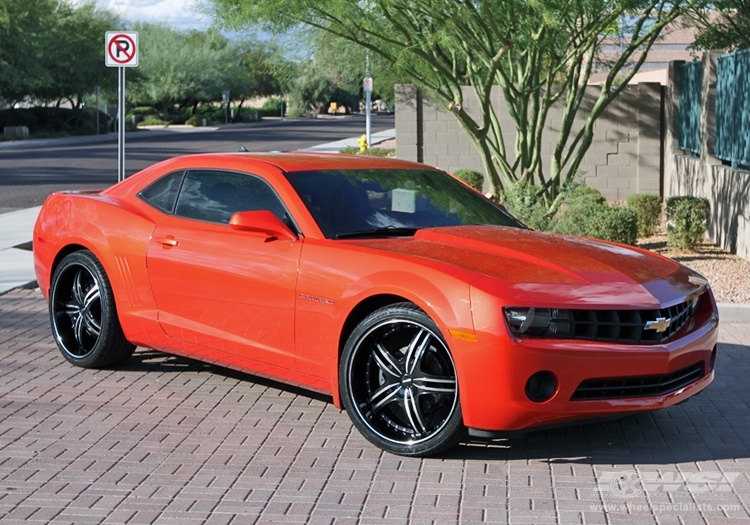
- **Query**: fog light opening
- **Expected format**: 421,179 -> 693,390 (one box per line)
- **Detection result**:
525,371 -> 558,403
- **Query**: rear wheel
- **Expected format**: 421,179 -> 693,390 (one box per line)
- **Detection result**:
49,250 -> 135,368
340,303 -> 465,456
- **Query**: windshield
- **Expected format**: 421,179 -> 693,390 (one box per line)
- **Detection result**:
284,168 -> 524,239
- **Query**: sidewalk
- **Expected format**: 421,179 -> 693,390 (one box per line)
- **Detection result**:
0,207 -> 40,294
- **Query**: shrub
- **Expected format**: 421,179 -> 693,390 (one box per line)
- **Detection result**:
551,184 -> 637,244
497,182 -> 551,230
129,106 -> 155,116
666,196 -> 710,250
453,169 -> 484,192
626,193 -> 662,237
0,107 -> 109,137
138,115 -> 169,127
257,97 -> 284,117
551,183 -> 606,237
338,146 -> 396,157
0,108 -> 39,130
586,205 -> 639,245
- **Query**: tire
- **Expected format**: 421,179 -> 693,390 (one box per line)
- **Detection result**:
340,303 -> 465,456
49,250 -> 135,368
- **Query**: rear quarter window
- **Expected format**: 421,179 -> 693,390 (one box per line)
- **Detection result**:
138,171 -> 184,213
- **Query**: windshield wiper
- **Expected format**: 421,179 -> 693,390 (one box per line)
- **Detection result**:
334,227 -> 419,239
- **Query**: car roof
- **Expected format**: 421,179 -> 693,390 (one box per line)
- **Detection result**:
168,152 -> 431,173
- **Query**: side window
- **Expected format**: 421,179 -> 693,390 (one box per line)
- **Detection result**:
138,171 -> 184,213
174,170 -> 288,225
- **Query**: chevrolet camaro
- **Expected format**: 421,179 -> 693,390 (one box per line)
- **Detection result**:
33,153 -> 719,456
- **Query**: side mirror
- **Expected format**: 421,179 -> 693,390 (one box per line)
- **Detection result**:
229,210 -> 297,241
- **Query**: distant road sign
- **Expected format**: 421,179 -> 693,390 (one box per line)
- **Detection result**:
106,32 -> 138,67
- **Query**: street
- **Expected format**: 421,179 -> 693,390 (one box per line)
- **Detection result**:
0,114 -> 395,213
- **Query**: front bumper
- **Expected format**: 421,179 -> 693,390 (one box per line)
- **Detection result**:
452,291 -> 719,432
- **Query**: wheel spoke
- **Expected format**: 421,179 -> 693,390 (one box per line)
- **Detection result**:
71,269 -> 86,305
373,343 -> 403,378
368,382 -> 401,412
404,389 -> 427,436
72,310 -> 88,350
404,328 -> 431,375
413,375 -> 456,394
82,283 -> 101,337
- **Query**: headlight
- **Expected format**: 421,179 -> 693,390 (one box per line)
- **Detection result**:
504,307 -> 574,337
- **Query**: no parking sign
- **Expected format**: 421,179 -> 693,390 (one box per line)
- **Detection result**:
105,32 -> 139,67
105,31 -> 139,182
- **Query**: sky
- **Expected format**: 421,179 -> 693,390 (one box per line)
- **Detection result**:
81,0 -> 213,31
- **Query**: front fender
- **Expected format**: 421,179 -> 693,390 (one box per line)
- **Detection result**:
294,239 -> 478,406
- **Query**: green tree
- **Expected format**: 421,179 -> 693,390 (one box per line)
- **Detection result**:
0,0 -> 58,105
311,30 -> 410,110
128,24 -> 236,115
129,25 -> 290,118
0,0 -> 118,107
224,39 -> 294,119
686,1 -> 750,51
207,0 -> 694,216
287,63 -> 335,116
36,1 -> 119,107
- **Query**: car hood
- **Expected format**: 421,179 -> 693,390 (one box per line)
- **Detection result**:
351,225 -> 707,308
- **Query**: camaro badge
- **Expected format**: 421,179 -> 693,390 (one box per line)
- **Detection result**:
645,317 -> 672,333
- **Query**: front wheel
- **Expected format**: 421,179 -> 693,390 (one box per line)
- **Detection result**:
49,250 -> 135,368
340,303 -> 465,456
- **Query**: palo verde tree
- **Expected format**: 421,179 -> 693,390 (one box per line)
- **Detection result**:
686,0 -> 750,51
207,0 -> 696,215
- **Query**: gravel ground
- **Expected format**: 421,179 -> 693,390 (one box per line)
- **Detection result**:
639,235 -> 750,304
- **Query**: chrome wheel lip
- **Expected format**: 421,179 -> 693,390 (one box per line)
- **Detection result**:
51,263 -> 103,359
347,318 -> 458,447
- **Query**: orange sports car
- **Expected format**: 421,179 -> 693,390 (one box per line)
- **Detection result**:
33,153 -> 719,456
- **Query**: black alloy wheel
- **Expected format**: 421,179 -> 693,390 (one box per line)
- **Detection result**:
340,303 -> 464,456
49,250 -> 135,368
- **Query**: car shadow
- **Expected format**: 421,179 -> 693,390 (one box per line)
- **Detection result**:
444,341 -> 750,464
121,348 -> 333,404
118,342 -> 749,465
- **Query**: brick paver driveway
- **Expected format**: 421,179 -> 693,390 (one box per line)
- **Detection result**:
1,288 -> 749,524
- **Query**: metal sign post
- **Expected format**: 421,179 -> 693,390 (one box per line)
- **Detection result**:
105,32 -> 139,182
363,76 -> 373,150
364,50 -> 372,150
118,67 -> 126,182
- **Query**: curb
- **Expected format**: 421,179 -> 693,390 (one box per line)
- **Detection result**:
0,118 -> 299,151
717,303 -> 750,323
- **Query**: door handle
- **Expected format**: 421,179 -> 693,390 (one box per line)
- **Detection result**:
158,235 -> 178,247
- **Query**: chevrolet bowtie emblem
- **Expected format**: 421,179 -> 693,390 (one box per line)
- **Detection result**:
645,317 -> 672,333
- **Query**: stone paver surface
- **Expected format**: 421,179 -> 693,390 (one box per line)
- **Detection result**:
1,288 -> 749,524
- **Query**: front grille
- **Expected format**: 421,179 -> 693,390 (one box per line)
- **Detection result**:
570,362 -> 704,401
567,298 -> 696,344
